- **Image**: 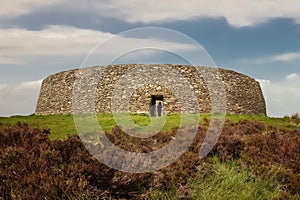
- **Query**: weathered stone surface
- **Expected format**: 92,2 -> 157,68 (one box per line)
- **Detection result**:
35,64 -> 266,115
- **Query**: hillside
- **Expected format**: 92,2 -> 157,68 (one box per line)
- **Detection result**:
0,114 -> 299,199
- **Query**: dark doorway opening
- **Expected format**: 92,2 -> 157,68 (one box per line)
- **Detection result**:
150,95 -> 163,117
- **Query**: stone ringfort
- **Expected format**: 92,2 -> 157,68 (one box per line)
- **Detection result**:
35,64 -> 266,115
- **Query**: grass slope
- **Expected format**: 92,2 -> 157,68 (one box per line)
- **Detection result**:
0,113 -> 299,140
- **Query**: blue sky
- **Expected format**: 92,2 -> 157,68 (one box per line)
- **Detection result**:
0,0 -> 300,117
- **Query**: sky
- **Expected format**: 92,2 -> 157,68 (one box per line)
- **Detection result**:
0,0 -> 300,117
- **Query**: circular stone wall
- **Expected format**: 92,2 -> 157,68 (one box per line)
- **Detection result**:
35,64 -> 266,115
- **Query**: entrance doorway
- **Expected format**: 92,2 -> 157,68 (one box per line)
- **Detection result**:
150,95 -> 163,116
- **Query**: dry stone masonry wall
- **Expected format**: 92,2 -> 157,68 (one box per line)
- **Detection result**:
35,64 -> 266,115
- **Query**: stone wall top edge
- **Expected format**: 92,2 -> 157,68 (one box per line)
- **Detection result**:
43,64 -> 251,81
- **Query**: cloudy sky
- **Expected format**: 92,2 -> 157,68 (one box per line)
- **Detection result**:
0,0 -> 300,117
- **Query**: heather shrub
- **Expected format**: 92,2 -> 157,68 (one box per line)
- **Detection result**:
0,123 -> 205,199
240,129 -> 300,195
0,123 -> 115,199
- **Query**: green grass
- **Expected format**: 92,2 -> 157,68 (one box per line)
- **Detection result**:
0,114 -> 76,140
188,157 -> 281,200
0,113 -> 299,140
0,113 -> 191,140
146,188 -> 177,200
226,114 -> 300,130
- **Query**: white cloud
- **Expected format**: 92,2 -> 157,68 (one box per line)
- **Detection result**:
286,73 -> 298,80
271,52 -> 300,62
0,0 -> 60,16
1,0 -> 300,27
0,26 -> 199,65
257,79 -> 270,84
18,79 -> 43,88
237,52 -> 300,65
0,26 -> 114,64
93,0 -> 300,27
258,75 -> 300,117
0,80 -> 43,116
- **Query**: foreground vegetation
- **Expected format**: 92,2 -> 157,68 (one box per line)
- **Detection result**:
0,114 -> 299,199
